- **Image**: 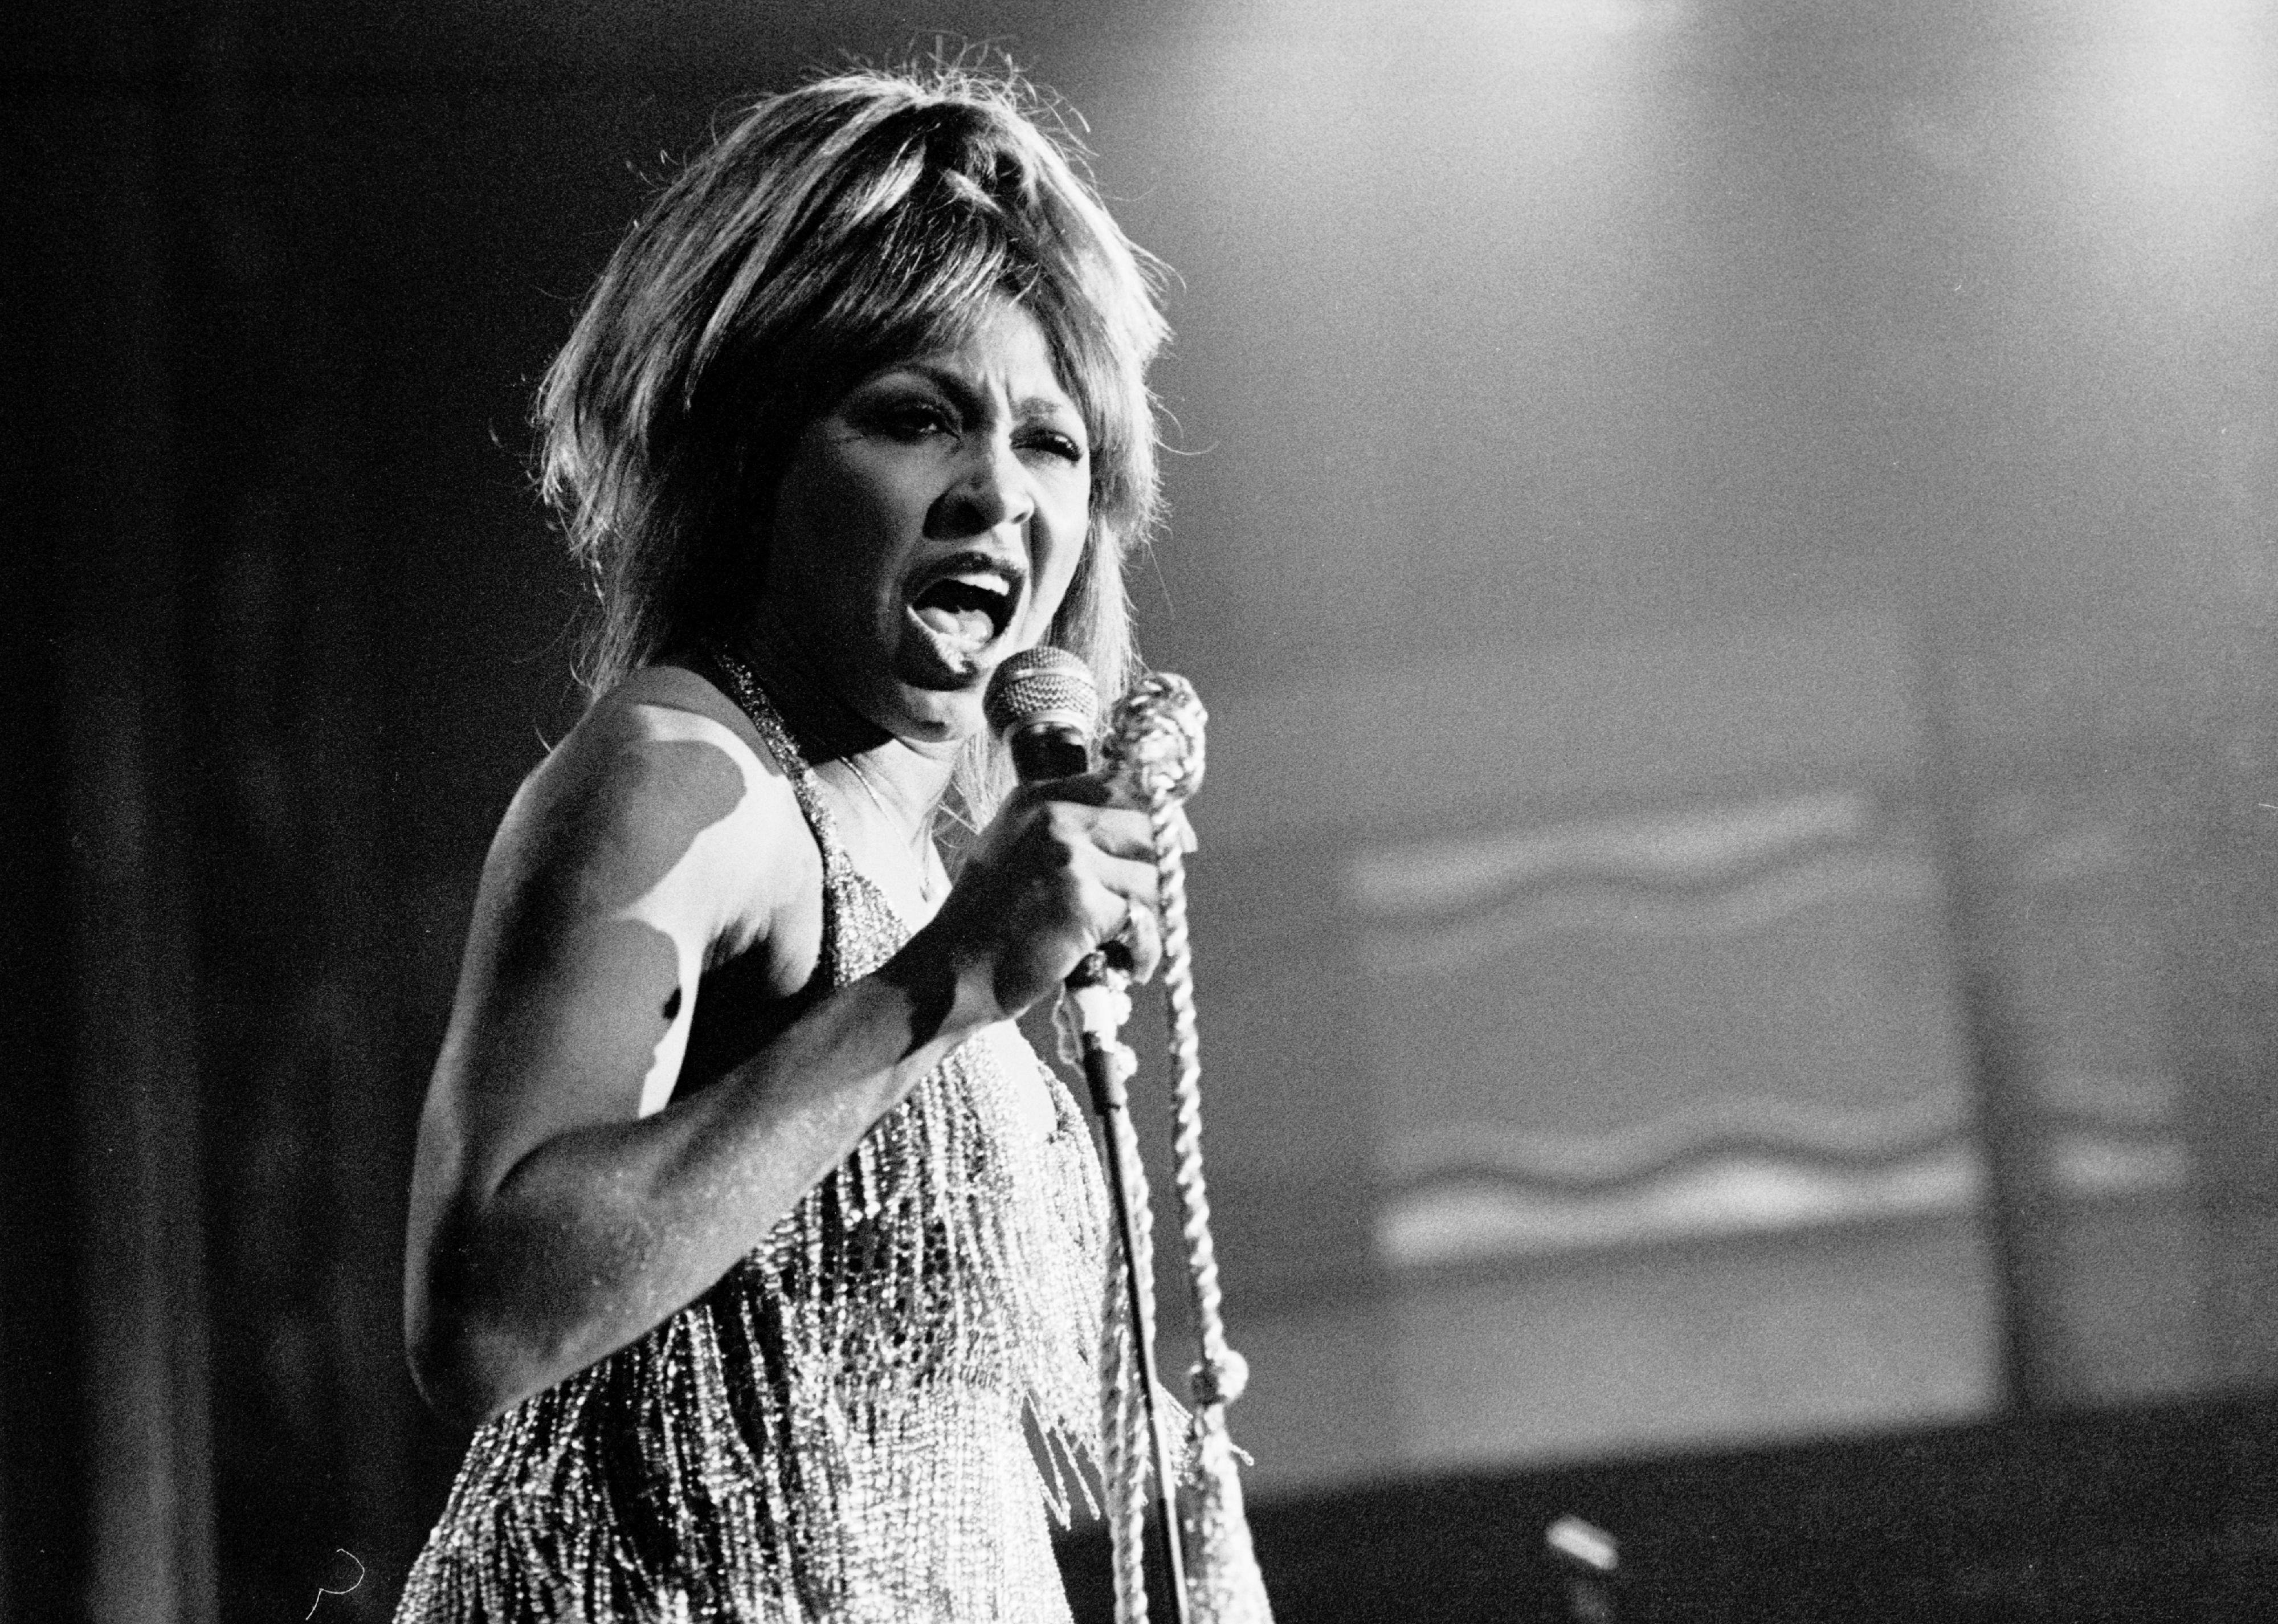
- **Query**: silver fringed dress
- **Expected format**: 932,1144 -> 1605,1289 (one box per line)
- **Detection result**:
395,674 -> 1111,1623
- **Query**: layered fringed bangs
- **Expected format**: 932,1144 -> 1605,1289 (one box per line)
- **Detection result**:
536,66 -> 1171,745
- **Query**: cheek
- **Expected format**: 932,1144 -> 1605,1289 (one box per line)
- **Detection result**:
773,458 -> 913,610
1034,503 -> 1092,625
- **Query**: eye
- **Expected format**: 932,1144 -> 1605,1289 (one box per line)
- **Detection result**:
1018,425 -> 1087,466
865,395 -> 958,441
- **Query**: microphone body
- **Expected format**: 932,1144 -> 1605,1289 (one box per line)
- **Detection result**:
983,648 -> 1099,782
985,647 -> 1118,1001
1008,724 -> 1090,781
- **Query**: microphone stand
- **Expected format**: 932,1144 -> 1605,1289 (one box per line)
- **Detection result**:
1067,953 -> 1191,1624
990,652 -> 1254,1624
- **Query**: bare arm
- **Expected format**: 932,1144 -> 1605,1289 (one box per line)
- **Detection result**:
405,672 -> 1158,1427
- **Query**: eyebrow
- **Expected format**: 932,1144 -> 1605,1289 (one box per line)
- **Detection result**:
889,362 -> 1083,429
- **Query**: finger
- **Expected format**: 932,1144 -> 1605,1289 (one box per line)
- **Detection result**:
1119,900 -> 1164,984
1011,773 -> 1114,810
1075,850 -> 1161,967
1091,892 -> 1160,981
1023,803 -> 1154,878
1084,800 -> 1195,857
1091,851 -> 1164,911
1076,806 -> 1160,862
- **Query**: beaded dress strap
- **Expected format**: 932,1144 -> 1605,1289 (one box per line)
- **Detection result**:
703,645 -> 855,886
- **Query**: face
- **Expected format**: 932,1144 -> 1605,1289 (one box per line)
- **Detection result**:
757,300 -> 1093,748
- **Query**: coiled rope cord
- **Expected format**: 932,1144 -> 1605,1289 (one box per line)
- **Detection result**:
1101,1108 -> 1160,1624
1146,784 -> 1246,1413
1100,781 -> 1252,1624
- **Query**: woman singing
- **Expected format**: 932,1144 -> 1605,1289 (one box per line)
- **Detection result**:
397,66 -> 1171,1622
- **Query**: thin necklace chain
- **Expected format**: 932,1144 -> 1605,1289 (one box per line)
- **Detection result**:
840,753 -> 943,905
708,638 -> 944,907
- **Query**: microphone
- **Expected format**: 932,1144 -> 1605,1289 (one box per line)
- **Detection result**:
985,647 -> 1126,991
985,647 -> 1207,809
983,646 -> 1099,782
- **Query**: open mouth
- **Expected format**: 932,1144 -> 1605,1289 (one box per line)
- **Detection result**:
909,558 -> 1021,666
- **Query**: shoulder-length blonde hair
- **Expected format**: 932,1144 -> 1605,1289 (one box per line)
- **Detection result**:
537,64 -> 1170,806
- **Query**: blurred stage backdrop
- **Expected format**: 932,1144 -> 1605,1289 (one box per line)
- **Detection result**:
9,0 -> 2278,1618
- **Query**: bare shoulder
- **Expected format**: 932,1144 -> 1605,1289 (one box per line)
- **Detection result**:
489,665 -> 819,952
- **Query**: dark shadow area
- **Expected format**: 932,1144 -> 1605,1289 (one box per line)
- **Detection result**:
1064,1394 -> 2278,1622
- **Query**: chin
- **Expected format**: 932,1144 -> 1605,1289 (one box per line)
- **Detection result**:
880,683 -> 986,749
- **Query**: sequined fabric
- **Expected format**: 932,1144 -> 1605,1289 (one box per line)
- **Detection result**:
395,670 -> 1110,1623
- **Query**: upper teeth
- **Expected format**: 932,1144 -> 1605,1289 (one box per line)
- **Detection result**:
950,570 -> 1013,601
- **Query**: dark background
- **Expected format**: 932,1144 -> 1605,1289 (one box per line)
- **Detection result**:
9,1 -> 2278,1619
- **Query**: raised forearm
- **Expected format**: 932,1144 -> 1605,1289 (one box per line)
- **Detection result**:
409,941 -> 983,1426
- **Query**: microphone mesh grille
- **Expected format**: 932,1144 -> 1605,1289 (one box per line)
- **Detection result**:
983,647 -> 1099,738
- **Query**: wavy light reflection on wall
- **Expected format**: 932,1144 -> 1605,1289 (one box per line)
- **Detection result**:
1353,788 -> 2187,1271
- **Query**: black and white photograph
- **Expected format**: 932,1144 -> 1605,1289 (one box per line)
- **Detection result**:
8,1 -> 2278,1618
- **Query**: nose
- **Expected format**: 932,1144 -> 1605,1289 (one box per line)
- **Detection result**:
936,433 -> 1034,539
